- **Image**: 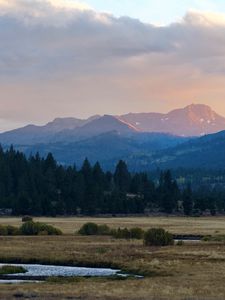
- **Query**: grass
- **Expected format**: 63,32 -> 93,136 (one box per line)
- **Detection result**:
1,216 -> 225,235
0,265 -> 27,275
202,235 -> 225,242
0,217 -> 225,299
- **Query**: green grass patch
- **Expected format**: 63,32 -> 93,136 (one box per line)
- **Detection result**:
0,265 -> 27,275
202,235 -> 225,242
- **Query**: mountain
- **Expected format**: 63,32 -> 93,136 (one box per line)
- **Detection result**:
0,115 -> 100,145
0,104 -> 225,146
120,104 -> 225,136
135,130 -> 225,170
0,103 -> 225,171
52,115 -> 140,142
44,115 -> 100,132
15,131 -> 187,169
15,128 -> 225,171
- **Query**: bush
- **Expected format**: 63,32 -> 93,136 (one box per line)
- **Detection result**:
20,221 -> 62,236
121,228 -> 131,239
111,227 -> 131,239
78,224 -> 144,240
6,225 -> 20,236
111,227 -> 144,240
130,227 -> 144,240
0,225 -> 8,236
0,225 -> 20,236
19,221 -> 36,235
36,223 -> 62,235
144,228 -> 174,246
97,224 -> 111,235
177,240 -> 184,246
22,216 -> 33,222
78,223 -> 99,235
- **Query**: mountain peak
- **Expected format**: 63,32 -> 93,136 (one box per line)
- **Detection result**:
179,104 -> 220,128
184,103 -> 215,114
120,104 -> 225,136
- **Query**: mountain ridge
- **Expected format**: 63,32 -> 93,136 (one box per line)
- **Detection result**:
119,104 -> 225,136
0,104 -> 225,146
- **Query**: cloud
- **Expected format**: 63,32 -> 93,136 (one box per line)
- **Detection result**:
183,9 -> 225,26
0,0 -> 91,13
0,1 -> 225,128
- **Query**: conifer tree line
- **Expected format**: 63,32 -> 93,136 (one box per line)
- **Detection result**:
0,146 -> 224,216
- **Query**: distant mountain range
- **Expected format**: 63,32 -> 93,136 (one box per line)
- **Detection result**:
1,104 -> 225,145
1,104 -> 225,170
120,104 -> 225,136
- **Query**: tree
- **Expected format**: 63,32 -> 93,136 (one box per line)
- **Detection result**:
158,171 -> 179,214
114,160 -> 130,192
92,162 -> 105,212
81,159 -> 96,214
0,146 -> 223,217
183,184 -> 193,216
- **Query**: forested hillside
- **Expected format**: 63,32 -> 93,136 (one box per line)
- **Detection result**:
147,130 -> 225,169
0,147 -> 224,216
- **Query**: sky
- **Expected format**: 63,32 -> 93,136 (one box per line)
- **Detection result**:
81,0 -> 225,24
1,0 -> 225,130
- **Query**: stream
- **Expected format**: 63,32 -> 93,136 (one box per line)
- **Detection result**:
0,263 -> 126,283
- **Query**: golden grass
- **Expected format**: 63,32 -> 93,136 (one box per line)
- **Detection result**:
0,234 -> 225,299
1,217 -> 225,299
1,215 -> 225,235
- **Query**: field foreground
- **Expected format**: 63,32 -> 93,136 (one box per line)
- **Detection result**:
0,217 -> 225,299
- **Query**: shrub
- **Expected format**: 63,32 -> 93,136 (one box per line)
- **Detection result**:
202,235 -> 211,242
78,224 -> 144,240
111,227 -> 131,239
111,227 -> 120,238
97,224 -> 111,235
78,223 -> 99,235
130,227 -> 144,240
20,221 -> 36,235
0,225 -> 8,236
144,228 -> 174,246
20,221 -> 62,236
111,227 -> 144,240
119,228 -> 131,239
0,225 -> 20,236
110,228 -> 117,237
177,240 -> 184,246
22,216 -> 33,222
35,223 -> 62,235
6,225 -> 20,236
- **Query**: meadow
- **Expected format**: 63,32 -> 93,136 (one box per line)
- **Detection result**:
0,216 -> 225,299
1,216 -> 225,235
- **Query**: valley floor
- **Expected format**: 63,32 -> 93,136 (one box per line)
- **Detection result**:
2,216 -> 225,235
0,217 -> 225,299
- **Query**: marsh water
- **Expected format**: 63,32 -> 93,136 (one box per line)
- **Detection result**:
0,263 -> 124,283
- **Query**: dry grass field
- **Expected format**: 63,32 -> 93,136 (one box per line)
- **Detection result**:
1,215 -> 225,235
0,216 -> 225,299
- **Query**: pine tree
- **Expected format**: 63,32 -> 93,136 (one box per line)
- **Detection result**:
114,160 -> 130,193
159,170 -> 179,214
183,184 -> 193,216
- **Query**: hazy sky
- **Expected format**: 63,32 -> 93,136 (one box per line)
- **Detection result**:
83,0 -> 225,24
1,0 -> 225,130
